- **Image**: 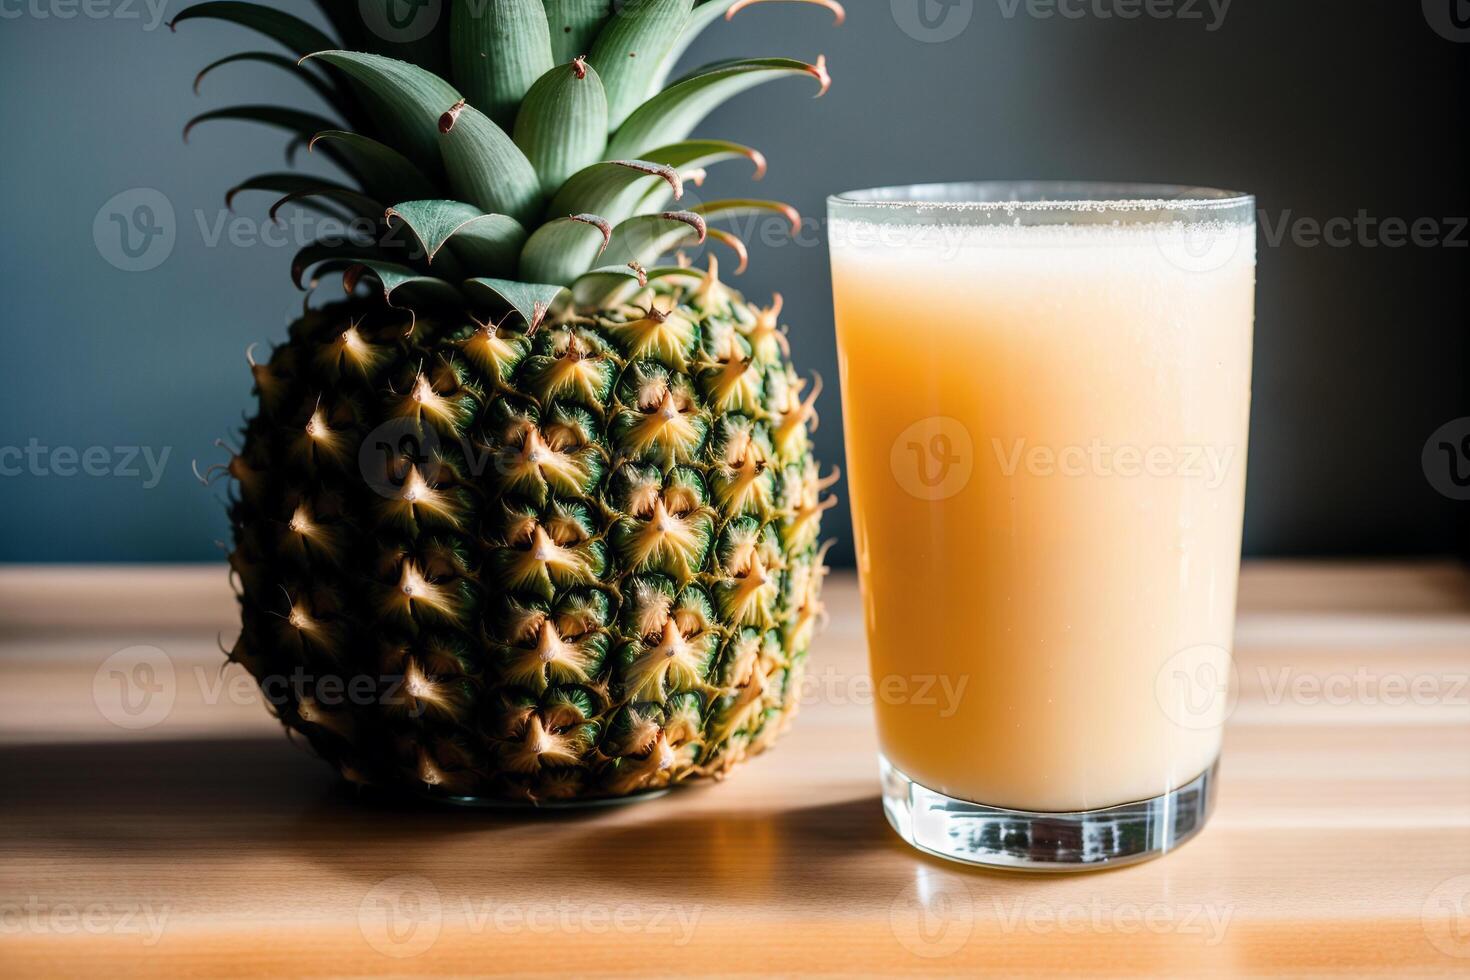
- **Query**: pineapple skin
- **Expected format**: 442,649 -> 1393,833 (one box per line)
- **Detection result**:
226,274 -> 832,803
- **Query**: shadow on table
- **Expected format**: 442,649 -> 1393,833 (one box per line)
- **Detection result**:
0,736 -> 926,905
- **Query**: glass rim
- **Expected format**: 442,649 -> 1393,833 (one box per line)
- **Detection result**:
828,181 -> 1254,215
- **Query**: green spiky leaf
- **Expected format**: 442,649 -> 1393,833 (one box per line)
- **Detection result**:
604,198 -> 798,267
184,105 -> 341,145
606,57 -> 828,159
518,214 -> 614,285
386,200 -> 527,276
270,187 -> 384,224
170,2 -> 336,57
302,51 -> 460,176
225,173 -> 354,210
543,0 -> 611,63
553,139 -> 767,219
570,263 -> 700,306
602,210 -> 707,269
654,0 -> 845,90
588,0 -> 695,131
515,60 -> 609,196
307,131 -> 438,202
546,159 -> 685,227
291,240 -> 392,289
438,102 -> 545,227
193,52 -> 352,122
345,260 -> 463,308
451,0 -> 556,129
225,174 -> 375,223
464,277 -> 569,332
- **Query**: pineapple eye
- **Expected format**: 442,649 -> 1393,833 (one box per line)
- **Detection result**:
633,487 -> 662,519
505,515 -> 539,547
544,514 -> 587,546
662,486 -> 699,517
540,426 -> 572,452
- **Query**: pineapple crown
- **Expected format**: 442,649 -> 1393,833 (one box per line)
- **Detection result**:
174,0 -> 843,330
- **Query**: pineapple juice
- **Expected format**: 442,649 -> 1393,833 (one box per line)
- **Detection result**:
830,212 -> 1255,813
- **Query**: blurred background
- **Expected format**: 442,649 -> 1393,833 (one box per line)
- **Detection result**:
0,0 -> 1465,565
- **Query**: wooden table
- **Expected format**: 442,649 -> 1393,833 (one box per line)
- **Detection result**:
2,563 -> 1468,977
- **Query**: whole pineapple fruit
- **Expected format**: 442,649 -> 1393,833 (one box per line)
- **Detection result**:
179,0 -> 841,804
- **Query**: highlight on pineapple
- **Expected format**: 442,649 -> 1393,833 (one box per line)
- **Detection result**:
177,0 -> 843,804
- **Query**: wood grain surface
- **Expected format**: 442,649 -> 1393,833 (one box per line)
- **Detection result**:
1,563 -> 1468,977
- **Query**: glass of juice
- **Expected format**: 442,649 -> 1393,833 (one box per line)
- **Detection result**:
828,183 -> 1256,870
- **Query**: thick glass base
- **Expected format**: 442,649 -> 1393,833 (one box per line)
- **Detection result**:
880,756 -> 1218,871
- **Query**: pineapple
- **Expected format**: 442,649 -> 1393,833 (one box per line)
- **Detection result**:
178,0 -> 842,803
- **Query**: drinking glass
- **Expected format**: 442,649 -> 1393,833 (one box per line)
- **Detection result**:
827,182 -> 1256,870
